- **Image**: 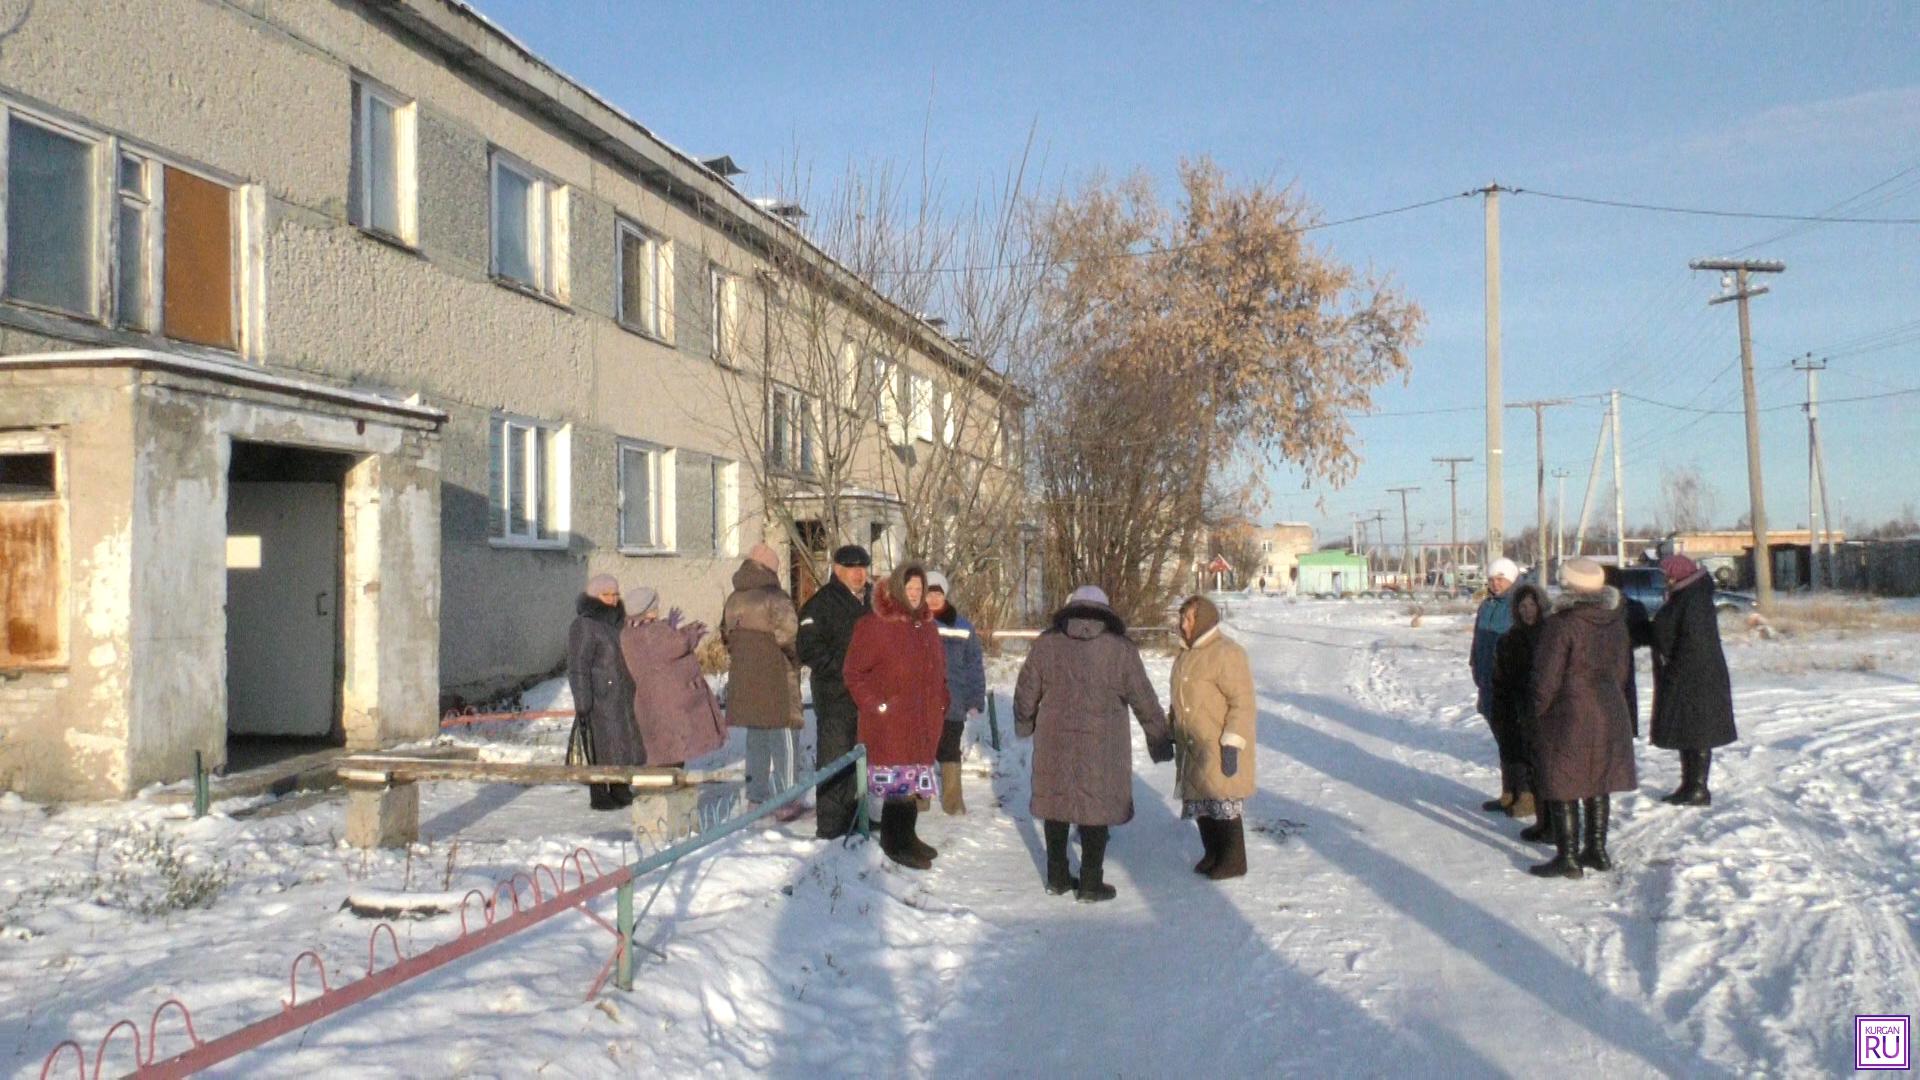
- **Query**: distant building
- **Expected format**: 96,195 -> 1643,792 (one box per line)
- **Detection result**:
1296,551 -> 1370,596
1254,523 -> 1316,592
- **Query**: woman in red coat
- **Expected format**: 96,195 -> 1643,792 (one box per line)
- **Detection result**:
843,562 -> 950,869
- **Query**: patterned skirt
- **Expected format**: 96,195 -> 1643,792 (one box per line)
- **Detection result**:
868,763 -> 940,802
1181,798 -> 1244,821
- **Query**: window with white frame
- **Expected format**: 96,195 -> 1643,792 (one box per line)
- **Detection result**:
487,414 -> 569,546
708,264 -> 740,362
2,105 -> 243,349
875,357 -> 906,443
939,389 -> 957,446
768,385 -> 816,477
490,151 -> 566,298
617,219 -> 672,339
675,451 -> 739,557
616,439 -> 668,552
349,78 -> 417,244
837,341 -> 864,411
909,373 -> 935,443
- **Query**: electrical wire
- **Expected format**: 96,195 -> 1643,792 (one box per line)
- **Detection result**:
1513,187 -> 1920,225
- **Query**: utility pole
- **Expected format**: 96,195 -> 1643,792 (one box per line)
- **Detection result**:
1368,511 -> 1388,576
1611,390 -> 1627,566
1552,468 -> 1571,565
1433,455 -> 1473,579
1693,258 -> 1786,610
1794,354 -> 1830,589
1507,399 -> 1570,572
1573,403 -> 1611,557
1478,184 -> 1507,571
1388,487 -> 1421,583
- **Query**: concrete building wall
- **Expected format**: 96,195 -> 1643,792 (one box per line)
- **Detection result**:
0,369 -> 138,797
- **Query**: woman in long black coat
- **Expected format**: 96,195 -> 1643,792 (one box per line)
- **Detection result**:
568,573 -> 645,810
1650,555 -> 1737,807
1528,559 -> 1637,879
1489,582 -> 1550,839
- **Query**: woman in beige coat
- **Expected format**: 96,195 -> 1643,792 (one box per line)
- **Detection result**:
1169,596 -> 1257,880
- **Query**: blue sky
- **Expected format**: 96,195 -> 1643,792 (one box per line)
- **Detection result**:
471,1 -> 1920,549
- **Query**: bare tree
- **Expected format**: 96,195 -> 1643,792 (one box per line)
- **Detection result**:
709,148 -> 1048,629
1660,464 -> 1717,533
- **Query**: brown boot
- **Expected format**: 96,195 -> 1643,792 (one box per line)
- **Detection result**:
939,763 -> 966,815
1508,791 -> 1535,820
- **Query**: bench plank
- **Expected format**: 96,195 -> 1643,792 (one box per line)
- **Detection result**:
337,757 -> 684,788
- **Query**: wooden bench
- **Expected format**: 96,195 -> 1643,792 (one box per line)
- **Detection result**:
337,756 -> 692,848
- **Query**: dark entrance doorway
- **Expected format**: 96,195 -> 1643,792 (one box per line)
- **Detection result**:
225,441 -> 357,770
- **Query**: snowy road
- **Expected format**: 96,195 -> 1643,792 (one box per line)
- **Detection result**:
6,599 -> 1918,1077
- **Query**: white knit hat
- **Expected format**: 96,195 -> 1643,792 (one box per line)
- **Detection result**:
1560,558 -> 1605,592
1067,585 -> 1110,607
1488,558 -> 1521,583
925,570 -> 951,595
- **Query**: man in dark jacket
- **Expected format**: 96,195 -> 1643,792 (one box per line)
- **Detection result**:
568,573 -> 643,811
1651,554 -> 1738,806
1014,585 -> 1172,902
797,544 -> 872,840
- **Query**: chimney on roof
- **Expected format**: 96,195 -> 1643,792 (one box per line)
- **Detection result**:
701,155 -> 745,183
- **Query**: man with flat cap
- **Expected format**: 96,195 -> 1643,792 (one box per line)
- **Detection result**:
797,544 -> 873,839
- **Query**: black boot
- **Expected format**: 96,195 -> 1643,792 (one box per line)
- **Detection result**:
1527,801 -> 1585,879
1577,796 -> 1613,871
1661,750 -> 1696,804
589,783 -> 624,811
1044,820 -> 1077,895
1676,749 -> 1713,807
1207,818 -> 1247,881
900,799 -> 939,861
1076,826 -> 1117,903
881,801 -> 931,870
1193,817 -> 1221,876
1518,795 -> 1550,843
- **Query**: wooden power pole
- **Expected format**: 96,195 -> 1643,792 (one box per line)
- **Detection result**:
1692,258 -> 1785,609
1433,455 -> 1473,576
1388,487 -> 1421,583
1507,399 -> 1570,573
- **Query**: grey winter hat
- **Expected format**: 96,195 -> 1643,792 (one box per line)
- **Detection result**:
586,573 -> 620,597
623,586 -> 659,616
1067,584 -> 1110,607
925,570 -> 951,595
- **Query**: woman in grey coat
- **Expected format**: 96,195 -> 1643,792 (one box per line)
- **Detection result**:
568,573 -> 645,811
1013,585 -> 1172,903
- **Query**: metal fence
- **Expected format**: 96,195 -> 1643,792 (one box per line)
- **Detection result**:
40,747 -> 871,1079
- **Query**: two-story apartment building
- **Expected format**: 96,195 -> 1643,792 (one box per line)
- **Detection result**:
0,0 -> 1024,799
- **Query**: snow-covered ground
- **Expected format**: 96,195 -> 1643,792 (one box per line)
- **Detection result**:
5,599 -> 1918,1077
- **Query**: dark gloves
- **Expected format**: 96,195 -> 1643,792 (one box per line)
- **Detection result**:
666,607 -> 685,629
1220,745 -> 1240,777
1147,737 -> 1175,764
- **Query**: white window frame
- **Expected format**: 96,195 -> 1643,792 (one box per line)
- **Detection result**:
616,218 -> 673,341
489,149 -> 568,300
349,76 -> 418,245
838,340 -> 864,412
909,373 -> 935,443
768,384 -> 817,478
616,438 -> 673,555
713,458 -> 741,558
708,263 -> 740,364
0,100 -> 257,357
939,389 -> 957,446
875,357 -> 906,444
488,413 -> 571,550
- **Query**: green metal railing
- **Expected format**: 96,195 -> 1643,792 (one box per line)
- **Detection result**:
613,743 -> 870,991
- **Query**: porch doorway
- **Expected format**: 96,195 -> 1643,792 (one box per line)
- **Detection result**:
225,441 -> 356,769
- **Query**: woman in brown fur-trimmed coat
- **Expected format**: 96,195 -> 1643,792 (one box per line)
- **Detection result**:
1528,559 -> 1637,880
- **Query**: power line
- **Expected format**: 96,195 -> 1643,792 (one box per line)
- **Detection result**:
1514,187 -> 1920,225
